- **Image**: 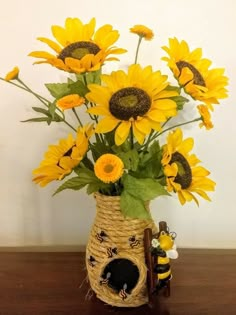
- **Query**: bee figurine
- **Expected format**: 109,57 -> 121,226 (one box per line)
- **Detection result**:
151,231 -> 178,292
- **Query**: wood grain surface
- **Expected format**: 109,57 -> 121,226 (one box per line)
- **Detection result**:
0,249 -> 235,315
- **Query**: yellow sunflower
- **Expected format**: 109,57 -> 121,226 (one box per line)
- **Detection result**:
86,64 -> 178,145
94,154 -> 124,183
71,123 -> 94,160
161,128 -> 216,205
33,125 -> 92,187
130,24 -> 154,40
197,104 -> 213,130
162,38 -> 228,110
56,94 -> 85,111
29,17 -> 126,74
5,66 -> 19,81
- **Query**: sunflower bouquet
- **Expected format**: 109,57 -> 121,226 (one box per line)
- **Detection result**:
1,18 -> 228,219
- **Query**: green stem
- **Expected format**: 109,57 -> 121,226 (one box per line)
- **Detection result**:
1,77 -> 79,134
63,120 -> 77,132
17,78 -> 49,106
72,108 -> 83,127
150,117 -> 201,142
134,36 -> 143,64
1,77 -> 49,105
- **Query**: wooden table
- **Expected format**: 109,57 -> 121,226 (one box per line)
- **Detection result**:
0,249 -> 235,315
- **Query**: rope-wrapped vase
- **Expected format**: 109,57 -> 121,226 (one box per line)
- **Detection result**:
86,192 -> 157,307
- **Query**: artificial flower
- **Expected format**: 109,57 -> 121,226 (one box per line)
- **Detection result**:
94,154 -> 124,183
28,17 -> 126,73
197,104 -> 213,130
32,134 -> 79,186
162,128 -> 216,205
5,66 -> 19,81
56,94 -> 85,110
86,64 -> 178,145
71,123 -> 94,160
162,38 -> 228,110
130,24 -> 154,40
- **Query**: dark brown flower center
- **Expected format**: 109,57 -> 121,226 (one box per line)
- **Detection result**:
176,61 -> 206,87
109,87 -> 151,120
170,152 -> 192,189
58,41 -> 100,61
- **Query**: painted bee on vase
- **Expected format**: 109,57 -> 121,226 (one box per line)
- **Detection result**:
96,230 -> 108,243
107,247 -> 118,258
151,231 -> 178,292
88,255 -> 96,267
129,235 -> 141,248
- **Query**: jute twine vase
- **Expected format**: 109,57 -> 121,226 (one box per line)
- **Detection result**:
86,192 -> 157,307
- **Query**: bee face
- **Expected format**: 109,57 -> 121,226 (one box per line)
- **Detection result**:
159,232 -> 174,251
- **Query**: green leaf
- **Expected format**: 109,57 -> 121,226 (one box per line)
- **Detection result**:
90,141 -> 111,162
117,149 -> 139,171
122,174 -> 169,201
21,117 -> 50,123
86,182 -> 108,195
136,141 -> 163,178
45,83 -> 70,98
73,167 -> 96,180
120,191 -> 151,219
165,85 -> 181,93
32,107 -> 50,115
53,167 -> 109,195
171,95 -> 189,110
48,102 -> 57,119
53,177 -> 87,195
67,79 -> 89,97
85,69 -> 101,84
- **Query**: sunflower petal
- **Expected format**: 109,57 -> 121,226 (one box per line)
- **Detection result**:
96,117 -> 119,133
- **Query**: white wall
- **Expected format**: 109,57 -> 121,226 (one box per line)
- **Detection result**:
0,0 -> 235,248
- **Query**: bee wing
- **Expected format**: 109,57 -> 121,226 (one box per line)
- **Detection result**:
166,249 -> 179,259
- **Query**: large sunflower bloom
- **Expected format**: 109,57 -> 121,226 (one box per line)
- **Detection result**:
33,125 -> 92,187
86,64 -> 178,145
162,38 -> 228,110
29,17 -> 126,74
161,128 -> 216,205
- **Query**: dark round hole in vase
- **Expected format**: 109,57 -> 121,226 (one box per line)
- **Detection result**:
101,258 -> 140,294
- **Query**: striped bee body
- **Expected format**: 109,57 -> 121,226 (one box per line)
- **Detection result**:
129,236 -> 141,248
107,247 -> 118,258
119,288 -> 128,300
151,231 -> 178,292
96,230 -> 107,243
155,255 -> 172,288
119,283 -> 128,300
